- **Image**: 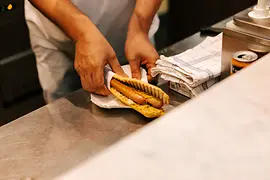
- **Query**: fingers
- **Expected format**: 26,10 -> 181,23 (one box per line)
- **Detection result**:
79,64 -> 110,96
81,76 -> 110,96
141,55 -> 157,83
129,59 -> 141,80
80,72 -> 110,96
147,67 -> 157,84
92,66 -> 111,95
94,65 -> 105,87
94,84 -> 111,96
108,55 -> 128,77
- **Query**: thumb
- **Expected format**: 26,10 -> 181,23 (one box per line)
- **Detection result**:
94,84 -> 111,96
129,59 -> 141,79
108,56 -> 128,77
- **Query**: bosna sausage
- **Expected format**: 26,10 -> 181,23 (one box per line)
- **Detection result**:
110,79 -> 146,105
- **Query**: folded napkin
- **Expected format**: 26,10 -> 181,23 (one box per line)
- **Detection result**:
151,33 -> 222,97
91,65 -> 148,109
169,77 -> 220,97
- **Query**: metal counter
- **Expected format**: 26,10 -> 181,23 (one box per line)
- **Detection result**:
0,21 -> 228,179
0,86 -> 189,180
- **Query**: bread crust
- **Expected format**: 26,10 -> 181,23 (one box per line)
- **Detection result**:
109,75 -> 170,118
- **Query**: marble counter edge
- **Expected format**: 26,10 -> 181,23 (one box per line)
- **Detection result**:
56,53 -> 270,180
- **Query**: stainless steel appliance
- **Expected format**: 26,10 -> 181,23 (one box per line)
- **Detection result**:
221,2 -> 270,79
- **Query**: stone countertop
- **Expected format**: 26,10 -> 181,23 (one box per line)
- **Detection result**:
56,53 -> 270,180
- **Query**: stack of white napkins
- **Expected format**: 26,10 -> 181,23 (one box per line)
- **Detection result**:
151,33 -> 222,98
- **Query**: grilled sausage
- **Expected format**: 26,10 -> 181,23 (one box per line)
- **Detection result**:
145,97 -> 163,109
133,89 -> 163,109
110,79 -> 146,105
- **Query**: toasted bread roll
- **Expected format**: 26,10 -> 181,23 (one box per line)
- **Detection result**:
110,87 -> 164,118
109,74 -> 170,118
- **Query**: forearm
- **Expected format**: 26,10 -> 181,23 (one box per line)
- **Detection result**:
29,0 -> 97,42
128,0 -> 162,34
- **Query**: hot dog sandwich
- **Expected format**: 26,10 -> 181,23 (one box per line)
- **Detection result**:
110,74 -> 170,118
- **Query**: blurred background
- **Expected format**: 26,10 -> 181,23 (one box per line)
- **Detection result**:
0,0 -> 256,125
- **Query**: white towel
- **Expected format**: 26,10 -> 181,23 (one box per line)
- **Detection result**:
151,33 -> 222,97
169,77 -> 220,98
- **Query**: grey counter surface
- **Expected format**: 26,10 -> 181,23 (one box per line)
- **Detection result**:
0,84 -> 189,180
0,34 -> 204,180
0,17 -> 230,179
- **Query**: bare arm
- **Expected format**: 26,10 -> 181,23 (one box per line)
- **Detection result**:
128,0 -> 162,35
126,0 -> 162,80
28,0 -> 96,42
29,0 -> 126,95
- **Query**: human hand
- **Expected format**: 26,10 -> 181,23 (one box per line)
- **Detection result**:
125,31 -> 159,82
74,29 -> 126,96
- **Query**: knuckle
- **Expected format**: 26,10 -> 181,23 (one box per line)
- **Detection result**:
82,83 -> 90,92
109,54 -> 117,60
92,80 -> 104,90
90,61 -> 98,69
96,79 -> 104,88
150,55 -> 159,62
91,61 -> 102,70
74,61 -> 80,72
82,83 -> 95,93
150,52 -> 159,60
80,75 -> 92,92
128,56 -> 137,62
132,68 -> 140,73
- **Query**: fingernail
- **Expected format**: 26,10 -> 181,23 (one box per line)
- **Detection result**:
134,76 -> 141,80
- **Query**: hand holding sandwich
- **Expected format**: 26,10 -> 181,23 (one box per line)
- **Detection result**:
77,0 -> 162,95
28,0 -> 161,96
125,0 -> 162,82
74,27 -> 126,96
125,31 -> 159,82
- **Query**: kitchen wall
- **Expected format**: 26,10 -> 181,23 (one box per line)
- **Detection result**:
155,0 -> 170,50
168,0 -> 257,44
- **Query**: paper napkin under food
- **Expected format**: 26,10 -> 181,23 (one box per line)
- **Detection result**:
90,65 -> 148,109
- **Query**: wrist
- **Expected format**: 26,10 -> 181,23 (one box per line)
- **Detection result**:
127,29 -> 148,42
70,14 -> 99,43
127,12 -> 152,36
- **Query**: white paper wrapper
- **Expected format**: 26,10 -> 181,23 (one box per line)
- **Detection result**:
90,65 -> 148,109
